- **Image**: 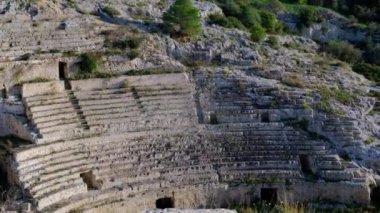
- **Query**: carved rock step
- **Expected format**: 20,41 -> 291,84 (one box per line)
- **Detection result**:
39,122 -> 81,134
82,106 -> 141,116
220,169 -> 301,182
74,92 -> 133,100
33,178 -> 84,199
80,102 -> 138,111
218,161 -> 300,170
37,183 -> 87,211
73,88 -> 129,96
24,93 -> 69,102
18,151 -> 88,176
319,170 -> 353,181
33,112 -> 78,123
29,102 -> 73,113
31,107 -> 77,119
35,115 -> 80,129
26,97 -> 71,107
78,96 -> 136,106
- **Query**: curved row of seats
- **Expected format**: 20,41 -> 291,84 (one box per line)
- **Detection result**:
11,72 -> 364,212
14,77 -> 208,211
201,74 -> 354,184
73,84 -> 197,132
23,92 -> 84,142
0,19 -> 103,59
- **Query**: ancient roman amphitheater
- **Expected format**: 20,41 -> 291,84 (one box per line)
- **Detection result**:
0,0 -> 380,212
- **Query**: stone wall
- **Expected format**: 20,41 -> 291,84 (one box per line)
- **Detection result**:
21,81 -> 65,97
52,181 -> 371,213
70,73 -> 190,91
0,114 -> 33,141
0,99 -> 29,139
0,59 -> 59,87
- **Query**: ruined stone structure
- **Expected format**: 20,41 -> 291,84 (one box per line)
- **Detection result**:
0,0 -> 379,212
0,69 -> 376,212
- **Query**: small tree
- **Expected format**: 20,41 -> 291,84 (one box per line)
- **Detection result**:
260,11 -> 277,33
163,0 -> 201,39
265,0 -> 284,14
298,7 -> 315,28
324,40 -> 362,63
79,53 -> 102,76
250,25 -> 266,42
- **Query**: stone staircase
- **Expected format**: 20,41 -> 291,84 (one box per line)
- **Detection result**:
66,90 -> 90,130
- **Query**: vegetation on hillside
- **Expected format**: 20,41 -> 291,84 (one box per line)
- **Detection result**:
163,0 -> 202,39
207,0 -> 380,87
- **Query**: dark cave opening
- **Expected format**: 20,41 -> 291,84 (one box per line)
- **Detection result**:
371,186 -> 380,209
299,154 -> 313,175
261,188 -> 277,205
156,197 -> 174,209
58,61 -> 68,80
261,112 -> 269,123
210,113 -> 218,124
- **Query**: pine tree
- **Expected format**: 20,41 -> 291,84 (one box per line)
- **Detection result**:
163,0 -> 202,38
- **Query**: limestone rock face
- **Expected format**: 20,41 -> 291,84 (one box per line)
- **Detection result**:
278,10 -> 367,43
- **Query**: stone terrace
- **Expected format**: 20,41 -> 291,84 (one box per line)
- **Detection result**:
0,18 -> 104,61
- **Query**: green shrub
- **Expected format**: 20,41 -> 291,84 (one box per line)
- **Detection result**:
225,17 -> 246,29
298,7 -> 315,28
128,50 -> 140,60
265,0 -> 284,14
79,53 -> 102,75
352,63 -> 380,85
127,37 -> 142,49
93,72 -> 117,79
111,37 -> 142,50
219,0 -> 242,17
240,7 -> 261,28
319,86 -> 355,106
208,13 -> 245,30
268,35 -> 280,48
260,11 -> 277,33
163,0 -> 201,39
250,25 -> 266,42
282,73 -> 305,88
323,40 -> 362,63
49,49 -> 60,53
103,6 -> 120,18
365,45 -> 380,65
365,137 -> 375,145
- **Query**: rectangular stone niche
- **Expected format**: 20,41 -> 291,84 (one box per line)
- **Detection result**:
261,188 -> 277,204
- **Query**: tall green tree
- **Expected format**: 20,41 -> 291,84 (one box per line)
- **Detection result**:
163,0 -> 202,38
